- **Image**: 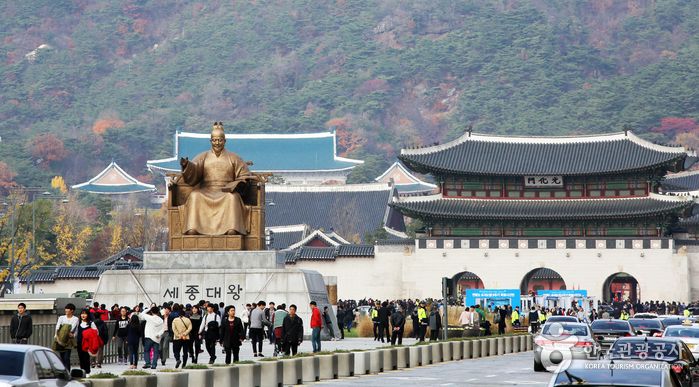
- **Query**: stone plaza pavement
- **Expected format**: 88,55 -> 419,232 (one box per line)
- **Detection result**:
96,336 -> 411,375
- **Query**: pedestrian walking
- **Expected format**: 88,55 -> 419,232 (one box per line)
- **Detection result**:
92,311 -> 109,368
172,305 -> 192,368
126,314 -> 141,369
265,302 -> 276,345
54,303 -> 79,370
417,302 -> 428,342
249,301 -> 272,357
323,306 -> 336,340
189,305 -> 203,363
76,309 -> 98,375
511,306 -> 521,327
411,307 -> 419,339
310,301 -> 322,352
371,303 -> 380,341
112,307 -> 129,364
10,302 -> 32,344
199,304 -> 221,364
241,304 -> 251,339
219,305 -> 245,364
282,305 -> 304,356
336,305 -> 345,340
428,305 -> 441,341
139,306 -> 165,369
378,302 -> 390,343
273,304 -> 288,356
160,305 -> 172,366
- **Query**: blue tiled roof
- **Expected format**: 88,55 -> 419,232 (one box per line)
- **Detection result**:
72,162 -> 155,195
147,131 -> 363,173
265,184 -> 405,243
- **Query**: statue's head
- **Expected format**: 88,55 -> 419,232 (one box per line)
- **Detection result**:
210,122 -> 226,155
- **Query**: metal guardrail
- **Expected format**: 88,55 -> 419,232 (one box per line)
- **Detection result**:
0,322 -> 126,365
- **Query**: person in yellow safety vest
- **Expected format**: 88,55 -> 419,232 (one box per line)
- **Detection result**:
417,303 -> 428,342
539,308 -> 547,324
371,304 -> 379,341
684,308 -> 691,318
620,310 -> 629,320
511,306 -> 521,327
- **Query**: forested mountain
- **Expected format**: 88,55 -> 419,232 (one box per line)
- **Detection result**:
2,0 -> 699,188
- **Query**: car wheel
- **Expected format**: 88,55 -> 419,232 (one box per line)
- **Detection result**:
534,359 -> 546,372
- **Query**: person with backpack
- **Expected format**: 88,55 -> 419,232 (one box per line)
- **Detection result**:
10,302 -> 32,344
172,305 -> 192,368
112,307 -> 130,365
188,305 -> 203,363
198,304 -> 221,364
219,305 -> 245,364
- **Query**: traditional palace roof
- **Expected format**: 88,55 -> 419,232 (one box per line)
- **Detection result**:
266,183 -> 406,243
391,194 -> 694,221
375,161 -> 437,195
399,131 -> 697,176
662,170 -> 699,192
284,244 -> 375,264
147,131 -> 363,173
72,162 -> 156,194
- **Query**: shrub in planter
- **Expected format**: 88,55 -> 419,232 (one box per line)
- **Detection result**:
259,358 -> 283,387
210,364 -> 238,387
121,370 -> 157,387
88,373 -> 126,387
184,365 -> 214,387
235,361 -> 261,387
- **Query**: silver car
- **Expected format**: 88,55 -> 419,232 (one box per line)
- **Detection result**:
0,344 -> 85,386
534,322 -> 601,372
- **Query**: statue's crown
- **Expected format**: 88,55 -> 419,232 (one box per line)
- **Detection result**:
212,121 -> 224,133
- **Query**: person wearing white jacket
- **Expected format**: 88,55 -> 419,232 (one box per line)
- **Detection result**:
138,306 -> 165,369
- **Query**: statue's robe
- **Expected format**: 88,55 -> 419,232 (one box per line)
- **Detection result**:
178,149 -> 251,235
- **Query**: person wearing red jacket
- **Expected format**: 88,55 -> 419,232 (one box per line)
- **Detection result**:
76,309 -> 99,375
310,301 -> 322,353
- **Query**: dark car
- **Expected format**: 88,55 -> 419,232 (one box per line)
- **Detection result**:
590,319 -> 635,353
0,344 -> 85,386
609,337 -> 699,387
546,360 -> 682,387
629,317 -> 665,337
662,316 -> 699,327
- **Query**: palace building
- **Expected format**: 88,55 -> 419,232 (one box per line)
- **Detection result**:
289,130 -> 699,304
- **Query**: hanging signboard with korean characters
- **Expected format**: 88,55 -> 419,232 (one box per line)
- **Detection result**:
524,176 -> 564,187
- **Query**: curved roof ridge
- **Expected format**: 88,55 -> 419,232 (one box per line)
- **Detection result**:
266,182 -> 392,193
395,193 -> 693,204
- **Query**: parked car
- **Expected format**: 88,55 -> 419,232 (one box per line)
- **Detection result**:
590,319 -> 636,353
0,344 -> 85,386
629,317 -> 665,337
633,312 -> 660,319
533,322 -> 600,372
544,315 -> 581,324
608,337 -> 699,387
660,316 -> 698,327
547,359 -> 682,387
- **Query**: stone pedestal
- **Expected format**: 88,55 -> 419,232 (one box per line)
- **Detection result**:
95,251 -> 338,333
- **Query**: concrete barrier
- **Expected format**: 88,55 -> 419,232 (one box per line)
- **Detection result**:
212,366 -> 238,387
260,360 -> 283,387
488,338 -> 497,356
463,340 -> 473,359
497,337 -> 505,356
368,350 -> 384,374
184,368 -> 214,387
237,363 -> 261,387
472,339 -> 481,358
122,374 -> 157,387
382,347 -> 398,371
526,335 -> 533,351
156,371 -> 188,387
301,356 -> 320,383
88,378 -> 126,387
336,352 -> 354,377
452,341 -> 463,360
441,342 -> 452,361
318,354 -> 338,380
420,344 -> 432,365
512,336 -> 520,353
281,358 -> 303,386
430,343 -> 443,363
480,338 -> 489,357
353,351 -> 370,376
408,346 -> 421,367
505,336 -> 513,353
395,346 -> 409,369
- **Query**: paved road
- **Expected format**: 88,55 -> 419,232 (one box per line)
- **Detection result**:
314,351 -> 553,387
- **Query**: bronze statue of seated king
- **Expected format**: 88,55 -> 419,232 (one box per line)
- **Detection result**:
167,122 -> 266,251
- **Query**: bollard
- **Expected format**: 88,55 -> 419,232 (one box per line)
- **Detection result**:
430,343 -> 443,363
488,338 -> 497,356
156,371 -> 188,387
462,340 -> 472,359
336,352 -> 355,377
260,360 -> 283,387
212,366 -> 238,387
301,356 -> 320,383
368,350 -> 384,374
353,351 -> 370,376
471,339 -> 480,358
318,354 -> 338,380
480,338 -> 489,357
185,368 -> 215,387
382,347 -> 398,371
505,336 -> 513,354
122,373 -> 157,387
526,335 -> 533,351
497,337 -> 505,356
281,358 -> 303,386
512,335 -> 520,353
441,341 -> 452,361
88,378 -> 126,387
420,344 -> 432,365
396,346 -> 409,369
452,341 -> 463,360
408,346 -> 422,368
237,363 -> 261,387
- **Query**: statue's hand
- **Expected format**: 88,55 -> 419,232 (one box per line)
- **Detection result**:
180,157 -> 189,170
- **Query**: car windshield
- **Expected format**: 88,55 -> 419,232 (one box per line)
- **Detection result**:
548,316 -> 576,322
591,320 -> 629,331
661,318 -> 684,326
542,323 -> 588,337
609,341 -> 680,361
664,327 -> 699,338
629,319 -> 663,330
0,350 -> 25,377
